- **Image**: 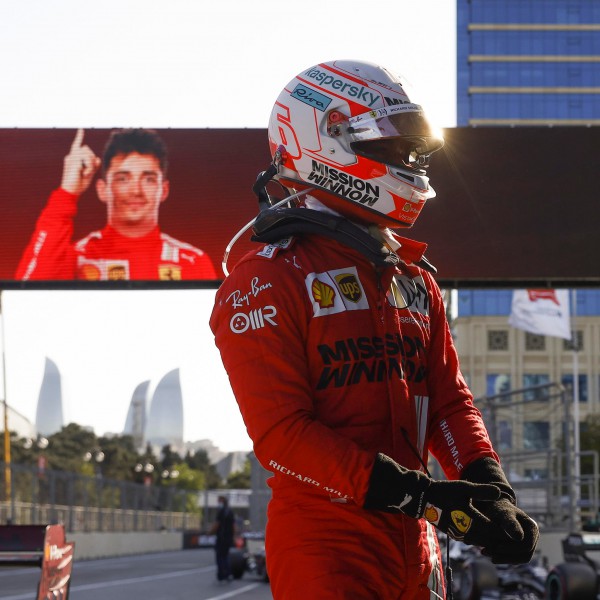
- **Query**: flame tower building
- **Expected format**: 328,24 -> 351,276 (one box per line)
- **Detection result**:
35,357 -> 64,436
145,368 -> 184,450
123,380 -> 150,451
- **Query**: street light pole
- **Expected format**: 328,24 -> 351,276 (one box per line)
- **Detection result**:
83,449 -> 105,478
0,291 -> 12,508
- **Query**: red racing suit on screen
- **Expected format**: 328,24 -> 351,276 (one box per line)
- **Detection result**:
210,232 -> 499,600
15,188 -> 217,281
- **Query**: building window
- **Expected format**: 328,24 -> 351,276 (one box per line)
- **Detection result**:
523,421 -> 550,451
524,468 -> 549,480
561,374 -> 588,403
488,330 -> 508,351
486,374 -> 511,398
563,330 -> 584,352
523,374 -> 551,401
498,420 -> 513,452
525,333 -> 545,351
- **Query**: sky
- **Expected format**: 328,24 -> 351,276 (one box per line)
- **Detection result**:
0,0 -> 456,453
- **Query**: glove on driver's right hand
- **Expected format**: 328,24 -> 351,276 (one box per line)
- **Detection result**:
363,453 -> 501,543
461,457 -> 539,564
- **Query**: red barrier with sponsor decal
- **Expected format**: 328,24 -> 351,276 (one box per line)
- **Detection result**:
0,523 -> 75,599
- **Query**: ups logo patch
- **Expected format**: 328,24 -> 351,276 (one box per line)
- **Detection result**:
334,273 -> 362,303
159,265 -> 182,280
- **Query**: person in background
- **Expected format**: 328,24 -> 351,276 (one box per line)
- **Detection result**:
210,59 -> 539,598
16,128 -> 216,281
210,494 -> 235,583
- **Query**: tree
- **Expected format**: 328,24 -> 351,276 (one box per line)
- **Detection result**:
185,448 -> 222,488
225,459 -> 251,489
132,444 -> 160,485
164,462 -> 204,514
96,434 -> 140,481
160,444 -> 182,471
172,462 -> 205,491
46,423 -> 98,474
9,432 -> 39,466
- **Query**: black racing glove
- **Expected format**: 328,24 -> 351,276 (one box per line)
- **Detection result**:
363,454 -> 501,543
461,457 -> 540,564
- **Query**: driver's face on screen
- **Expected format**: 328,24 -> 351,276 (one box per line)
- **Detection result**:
97,153 -> 169,236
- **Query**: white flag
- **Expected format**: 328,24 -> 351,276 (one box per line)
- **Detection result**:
508,289 -> 572,340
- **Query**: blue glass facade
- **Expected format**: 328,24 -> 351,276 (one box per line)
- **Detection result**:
455,2 -> 600,419
457,289 -> 600,317
457,0 -> 600,125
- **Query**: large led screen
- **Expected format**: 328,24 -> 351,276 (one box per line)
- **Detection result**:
0,128 -> 271,287
1,126 -> 598,288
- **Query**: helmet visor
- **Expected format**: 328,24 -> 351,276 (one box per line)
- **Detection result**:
347,104 -> 444,170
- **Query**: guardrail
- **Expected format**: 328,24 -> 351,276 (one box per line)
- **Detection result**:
0,462 -> 201,532
0,500 -> 200,532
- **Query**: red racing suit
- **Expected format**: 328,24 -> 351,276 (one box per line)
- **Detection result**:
210,232 -> 498,600
15,188 -> 217,280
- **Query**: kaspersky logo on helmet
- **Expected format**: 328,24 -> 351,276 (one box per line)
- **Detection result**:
304,68 -> 381,108
307,160 -> 380,206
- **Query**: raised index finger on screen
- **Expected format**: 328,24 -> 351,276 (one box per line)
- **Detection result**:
71,128 -> 85,150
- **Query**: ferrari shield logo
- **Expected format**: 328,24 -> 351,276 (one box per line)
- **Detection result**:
451,510 -> 472,534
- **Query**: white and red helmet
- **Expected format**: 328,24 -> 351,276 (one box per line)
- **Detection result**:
268,60 -> 444,228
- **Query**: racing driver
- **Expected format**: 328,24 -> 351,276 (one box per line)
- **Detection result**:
210,60 -> 538,599
16,128 -> 216,281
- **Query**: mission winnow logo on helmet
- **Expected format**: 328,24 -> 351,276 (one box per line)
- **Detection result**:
307,161 -> 380,206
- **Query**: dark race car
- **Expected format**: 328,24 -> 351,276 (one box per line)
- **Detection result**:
445,538 -> 547,600
229,531 -> 269,583
545,532 -> 600,599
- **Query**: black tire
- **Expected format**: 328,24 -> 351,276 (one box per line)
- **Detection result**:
459,558 -> 499,600
545,562 -> 597,600
229,549 -> 246,580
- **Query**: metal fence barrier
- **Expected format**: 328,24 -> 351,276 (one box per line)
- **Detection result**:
475,382 -> 600,531
0,462 -> 201,533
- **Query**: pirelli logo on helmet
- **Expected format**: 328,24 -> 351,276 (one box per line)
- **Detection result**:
307,161 -> 380,207
306,266 -> 369,317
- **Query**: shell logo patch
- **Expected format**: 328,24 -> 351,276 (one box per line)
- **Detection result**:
311,279 -> 336,308
159,265 -> 182,280
77,259 -> 130,281
424,505 -> 440,525
79,264 -> 101,280
451,510 -> 472,533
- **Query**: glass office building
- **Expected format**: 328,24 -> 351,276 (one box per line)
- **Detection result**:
453,2 -> 600,483
457,0 -> 600,125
